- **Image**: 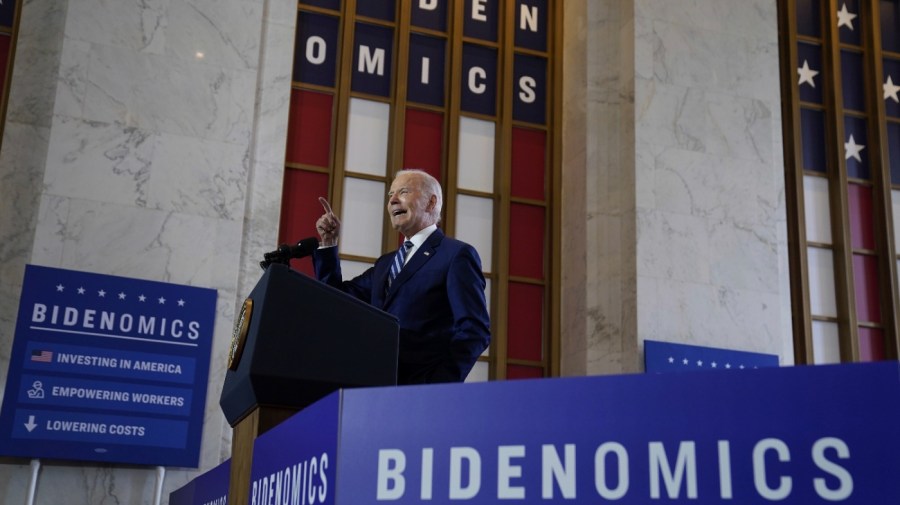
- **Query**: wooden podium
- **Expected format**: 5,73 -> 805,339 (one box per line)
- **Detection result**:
219,263 -> 399,504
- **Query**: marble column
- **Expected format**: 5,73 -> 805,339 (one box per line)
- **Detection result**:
561,0 -> 794,376
0,0 -> 297,503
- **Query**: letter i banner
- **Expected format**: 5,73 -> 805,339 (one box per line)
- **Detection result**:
0,264 -> 218,467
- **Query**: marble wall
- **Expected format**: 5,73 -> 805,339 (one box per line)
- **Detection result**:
561,0 -> 793,376
0,0 -> 296,503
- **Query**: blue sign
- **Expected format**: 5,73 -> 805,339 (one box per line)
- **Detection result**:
464,0 -> 499,42
644,339 -> 780,373
407,33 -> 446,107
170,458 -> 230,505
291,1 -> 548,123
461,43 -> 497,116
513,53 -> 546,124
202,361 -> 900,503
294,11 -> 340,87
515,0 -> 547,51
352,22 -> 394,97
248,392 -> 340,505
192,458 -> 230,505
0,264 -> 217,467
332,362 -> 899,504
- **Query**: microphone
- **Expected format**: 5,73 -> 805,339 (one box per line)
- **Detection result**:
259,237 -> 319,269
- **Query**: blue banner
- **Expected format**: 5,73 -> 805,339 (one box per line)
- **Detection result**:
0,264 -> 217,467
169,458 -> 230,505
461,43 -> 497,116
644,339 -> 779,373
514,0 -> 547,51
192,458 -> 230,505
463,0 -> 498,42
294,11 -> 340,87
352,22 -> 394,97
174,362 -> 900,503
333,362 -> 900,503
407,33 -> 446,107
513,53 -> 546,124
249,392 -> 340,505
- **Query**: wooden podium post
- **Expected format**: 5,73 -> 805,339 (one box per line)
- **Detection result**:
228,406 -> 297,505
219,264 -> 399,503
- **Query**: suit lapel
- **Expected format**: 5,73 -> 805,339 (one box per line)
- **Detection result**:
383,229 -> 443,306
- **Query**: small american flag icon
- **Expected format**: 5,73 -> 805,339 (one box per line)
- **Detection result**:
31,350 -> 53,363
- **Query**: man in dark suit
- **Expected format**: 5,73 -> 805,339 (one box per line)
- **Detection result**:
313,169 -> 491,384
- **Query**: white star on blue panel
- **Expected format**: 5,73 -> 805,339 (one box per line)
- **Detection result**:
798,60 -> 819,88
844,134 -> 865,162
885,75 -> 900,103
837,3 -> 857,30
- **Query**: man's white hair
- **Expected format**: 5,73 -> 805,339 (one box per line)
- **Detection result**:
398,169 -> 443,222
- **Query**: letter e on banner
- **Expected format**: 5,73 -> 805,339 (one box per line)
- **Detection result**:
464,0 -> 498,41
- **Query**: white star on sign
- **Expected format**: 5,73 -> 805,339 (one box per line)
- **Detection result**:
798,60 -> 819,88
56,284 -> 65,292
77,287 -> 86,295
682,358 -> 689,365
837,3 -> 857,30
177,299 -> 186,307
667,356 -> 674,363
98,289 -> 106,297
118,292 -> 127,300
885,75 -> 900,103
158,297 -> 166,304
844,134 -> 865,162
696,360 -> 703,367
138,294 -> 146,302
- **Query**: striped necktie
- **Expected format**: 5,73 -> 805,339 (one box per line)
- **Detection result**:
387,240 -> 414,290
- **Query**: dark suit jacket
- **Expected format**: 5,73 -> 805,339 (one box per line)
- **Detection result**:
313,229 -> 491,384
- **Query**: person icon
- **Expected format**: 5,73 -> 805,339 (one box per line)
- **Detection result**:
27,380 -> 45,399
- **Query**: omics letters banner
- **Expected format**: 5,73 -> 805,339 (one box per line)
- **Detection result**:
0,264 -> 217,467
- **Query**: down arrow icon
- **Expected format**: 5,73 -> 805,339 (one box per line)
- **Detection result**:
24,415 -> 37,432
